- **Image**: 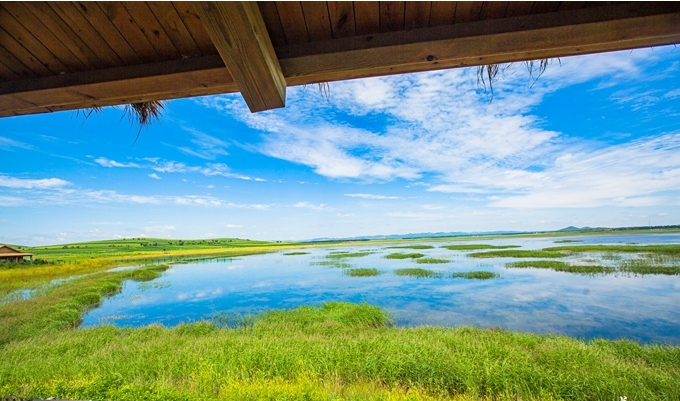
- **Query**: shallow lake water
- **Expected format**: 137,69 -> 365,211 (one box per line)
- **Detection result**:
81,233 -> 680,344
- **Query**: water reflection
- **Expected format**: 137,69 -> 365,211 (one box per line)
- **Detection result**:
81,233 -> 680,344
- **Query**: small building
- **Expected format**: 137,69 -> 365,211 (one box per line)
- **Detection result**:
0,245 -> 33,263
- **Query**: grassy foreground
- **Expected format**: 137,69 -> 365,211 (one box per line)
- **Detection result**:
1,301 -> 679,400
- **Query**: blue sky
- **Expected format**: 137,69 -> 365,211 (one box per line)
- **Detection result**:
1,46 -> 679,246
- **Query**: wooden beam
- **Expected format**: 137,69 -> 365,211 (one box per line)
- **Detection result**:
194,1 -> 285,112
0,55 -> 236,117
1,2 -> 678,117
278,2 -> 680,85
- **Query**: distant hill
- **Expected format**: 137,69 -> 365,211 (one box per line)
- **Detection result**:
306,224 -> 680,244
558,226 -> 581,232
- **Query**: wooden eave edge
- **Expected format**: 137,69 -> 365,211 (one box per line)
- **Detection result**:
0,2 -> 679,117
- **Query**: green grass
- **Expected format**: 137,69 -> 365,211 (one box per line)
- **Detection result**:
385,252 -> 425,259
451,271 -> 499,280
0,302 -> 678,400
0,264 -> 168,345
469,250 -> 565,258
442,244 -> 520,251
326,251 -> 373,259
345,268 -> 381,277
393,268 -> 442,278
386,245 -> 435,250
553,239 -> 583,243
416,258 -> 450,264
283,252 -> 310,256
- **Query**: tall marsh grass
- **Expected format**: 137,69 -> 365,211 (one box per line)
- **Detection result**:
0,302 -> 678,400
394,268 -> 442,278
345,268 -> 381,277
416,258 -> 450,264
385,252 -> 425,259
451,271 -> 499,279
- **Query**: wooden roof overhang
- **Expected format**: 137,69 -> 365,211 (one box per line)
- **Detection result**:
0,244 -> 33,258
1,2 -> 679,117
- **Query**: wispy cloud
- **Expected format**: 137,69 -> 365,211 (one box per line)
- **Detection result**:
93,156 -> 265,181
345,193 -> 400,200
174,127 -> 229,160
488,133 -> 680,208
0,195 -> 27,206
225,223 -> 243,228
0,175 -> 70,189
94,157 -> 140,168
0,136 -> 34,151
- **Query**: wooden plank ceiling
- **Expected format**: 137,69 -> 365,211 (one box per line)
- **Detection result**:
0,1 -> 679,116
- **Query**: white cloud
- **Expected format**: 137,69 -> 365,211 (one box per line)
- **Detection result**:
199,47 -> 680,210
94,157 -> 140,168
489,133 -> 680,208
293,201 -> 331,211
148,173 -> 161,180
149,159 -> 261,181
0,175 -> 70,189
344,193 -> 400,200
225,223 -> 243,228
83,190 -> 161,204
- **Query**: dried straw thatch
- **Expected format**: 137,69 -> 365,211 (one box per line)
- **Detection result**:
76,100 -> 166,144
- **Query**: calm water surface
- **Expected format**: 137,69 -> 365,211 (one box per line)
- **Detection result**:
81,233 -> 680,344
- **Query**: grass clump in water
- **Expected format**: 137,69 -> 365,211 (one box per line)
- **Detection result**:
326,251 -> 372,259
386,245 -> 434,250
451,271 -> 499,279
344,268 -> 381,277
553,239 -> 583,243
470,250 -> 565,258
506,260 -> 615,275
442,244 -> 520,251
312,260 -> 352,268
385,252 -> 425,260
416,258 -> 449,264
283,251 -> 310,256
394,268 -> 442,278
619,259 -> 680,275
